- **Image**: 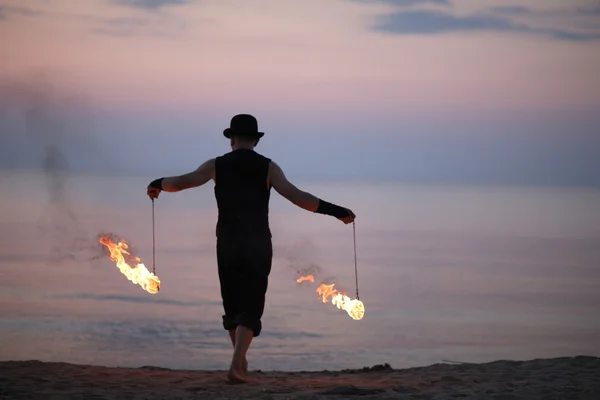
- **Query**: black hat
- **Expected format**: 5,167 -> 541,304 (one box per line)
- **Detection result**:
223,114 -> 264,139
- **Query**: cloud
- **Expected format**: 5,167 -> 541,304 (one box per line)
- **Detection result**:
577,4 -> 600,15
97,16 -> 150,27
370,10 -> 600,41
94,1 -> 191,37
85,15 -> 149,37
490,6 -> 533,15
110,0 -> 193,11
491,4 -> 600,17
91,27 -> 184,38
353,0 -> 450,5
0,5 -> 41,21
82,14 -> 187,38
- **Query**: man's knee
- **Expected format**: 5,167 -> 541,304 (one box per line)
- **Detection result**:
236,313 -> 262,337
222,312 -> 262,337
222,315 -> 237,331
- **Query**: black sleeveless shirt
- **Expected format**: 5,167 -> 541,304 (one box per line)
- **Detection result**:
214,148 -> 272,239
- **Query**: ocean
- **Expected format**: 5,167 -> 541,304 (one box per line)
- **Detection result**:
1,170 -> 599,371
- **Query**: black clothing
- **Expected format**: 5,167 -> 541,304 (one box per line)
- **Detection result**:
214,149 -> 272,239
217,236 -> 272,337
213,148 -> 273,337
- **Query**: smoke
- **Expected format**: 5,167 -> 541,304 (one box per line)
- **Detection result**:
284,238 -> 322,277
283,238 -> 340,287
0,71 -> 104,263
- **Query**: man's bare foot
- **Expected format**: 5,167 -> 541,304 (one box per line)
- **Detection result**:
243,358 -> 248,374
227,367 -> 251,384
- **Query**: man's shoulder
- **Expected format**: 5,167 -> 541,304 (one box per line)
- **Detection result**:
215,151 -> 235,162
256,151 -> 272,163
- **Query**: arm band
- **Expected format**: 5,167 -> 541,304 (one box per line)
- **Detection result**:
149,178 -> 165,190
315,199 -> 347,218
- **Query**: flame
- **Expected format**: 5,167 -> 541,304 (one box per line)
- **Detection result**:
297,275 -> 365,320
99,236 -> 160,294
316,283 -> 364,320
296,274 -> 315,283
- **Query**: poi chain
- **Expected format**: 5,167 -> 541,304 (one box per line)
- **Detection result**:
152,199 -> 156,275
353,221 -> 359,300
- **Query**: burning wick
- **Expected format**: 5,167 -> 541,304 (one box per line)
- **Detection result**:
99,236 -> 161,294
297,274 -> 365,320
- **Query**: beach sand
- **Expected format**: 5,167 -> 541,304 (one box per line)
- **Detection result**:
1,357 -> 598,399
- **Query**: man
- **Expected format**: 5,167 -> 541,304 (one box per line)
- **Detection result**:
147,114 -> 355,383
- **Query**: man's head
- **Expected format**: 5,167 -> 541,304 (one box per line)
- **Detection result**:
223,114 -> 264,149
230,132 -> 261,149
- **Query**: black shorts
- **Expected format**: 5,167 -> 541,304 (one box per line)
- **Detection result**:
216,235 -> 272,337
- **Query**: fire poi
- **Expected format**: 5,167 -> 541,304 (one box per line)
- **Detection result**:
99,235 -> 161,294
297,274 -> 365,320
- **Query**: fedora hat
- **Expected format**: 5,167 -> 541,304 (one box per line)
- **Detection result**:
223,114 -> 264,139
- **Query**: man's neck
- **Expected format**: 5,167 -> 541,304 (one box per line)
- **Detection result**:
231,144 -> 255,151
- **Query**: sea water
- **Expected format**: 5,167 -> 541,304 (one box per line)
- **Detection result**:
1,170 -> 599,371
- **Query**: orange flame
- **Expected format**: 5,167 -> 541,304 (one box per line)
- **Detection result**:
99,236 -> 160,294
297,275 -> 365,320
296,274 -> 315,283
316,283 -> 364,321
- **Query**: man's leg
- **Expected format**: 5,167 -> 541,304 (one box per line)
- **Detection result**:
226,277 -> 269,382
228,329 -> 247,373
217,239 -> 248,374
225,237 -> 272,383
227,325 -> 254,383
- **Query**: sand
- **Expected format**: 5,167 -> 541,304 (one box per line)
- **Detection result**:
1,356 -> 598,399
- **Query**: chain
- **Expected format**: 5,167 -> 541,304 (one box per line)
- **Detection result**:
353,221 -> 359,300
152,199 -> 156,275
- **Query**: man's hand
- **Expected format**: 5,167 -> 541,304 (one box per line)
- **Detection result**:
338,208 -> 356,225
147,178 -> 163,200
147,186 -> 160,199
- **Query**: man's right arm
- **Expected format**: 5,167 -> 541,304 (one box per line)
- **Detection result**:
269,161 -> 355,223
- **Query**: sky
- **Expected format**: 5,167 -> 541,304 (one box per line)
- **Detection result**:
1,0 -> 599,185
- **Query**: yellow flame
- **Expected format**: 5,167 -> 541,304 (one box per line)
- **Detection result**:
316,283 -> 364,320
99,236 -> 160,294
297,275 -> 365,320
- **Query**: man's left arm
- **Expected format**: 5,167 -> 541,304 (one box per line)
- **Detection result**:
148,159 -> 215,197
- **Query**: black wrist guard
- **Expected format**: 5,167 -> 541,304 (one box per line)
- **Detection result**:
315,199 -> 348,219
149,178 -> 164,190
